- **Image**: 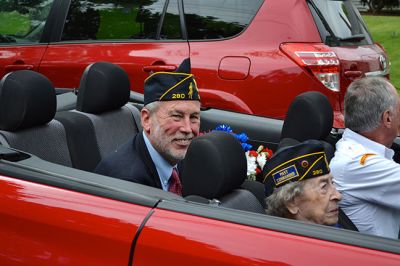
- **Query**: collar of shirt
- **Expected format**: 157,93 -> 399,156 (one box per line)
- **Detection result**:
343,128 -> 394,159
142,132 -> 175,191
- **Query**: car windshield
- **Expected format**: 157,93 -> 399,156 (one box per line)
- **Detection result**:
308,0 -> 373,46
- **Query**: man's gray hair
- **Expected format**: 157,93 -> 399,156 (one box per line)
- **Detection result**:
143,101 -> 161,114
345,77 -> 397,132
265,181 -> 304,218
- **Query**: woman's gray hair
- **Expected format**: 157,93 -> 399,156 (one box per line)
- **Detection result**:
345,77 -> 397,132
265,181 -> 305,218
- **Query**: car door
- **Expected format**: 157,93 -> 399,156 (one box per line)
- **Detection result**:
0,0 -> 55,79
0,175 -> 152,266
0,147 -> 157,266
39,0 -> 190,93
134,200 -> 400,266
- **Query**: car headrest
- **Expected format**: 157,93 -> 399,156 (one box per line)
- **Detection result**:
76,62 -> 130,114
240,179 -> 266,208
275,138 -> 334,163
281,91 -> 333,142
182,131 -> 247,199
0,70 -> 56,131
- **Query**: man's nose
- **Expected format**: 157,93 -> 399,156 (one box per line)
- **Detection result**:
180,117 -> 192,133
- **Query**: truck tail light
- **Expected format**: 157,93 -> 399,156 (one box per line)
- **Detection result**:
280,43 -> 340,92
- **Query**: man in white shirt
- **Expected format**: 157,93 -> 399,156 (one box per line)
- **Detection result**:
330,77 -> 400,239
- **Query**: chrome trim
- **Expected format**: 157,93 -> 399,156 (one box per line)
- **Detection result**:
379,55 -> 388,70
365,69 -> 389,77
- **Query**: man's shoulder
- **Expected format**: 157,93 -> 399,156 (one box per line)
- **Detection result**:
335,132 -> 367,154
332,144 -> 394,170
95,134 -> 144,174
106,135 -> 138,160
95,133 -> 161,187
331,130 -> 395,183
332,135 -> 400,188
331,137 -> 366,170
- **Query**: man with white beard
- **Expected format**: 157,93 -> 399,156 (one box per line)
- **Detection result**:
95,58 -> 200,196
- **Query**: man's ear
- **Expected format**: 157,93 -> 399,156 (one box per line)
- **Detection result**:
285,201 -> 299,216
141,108 -> 151,133
382,109 -> 393,128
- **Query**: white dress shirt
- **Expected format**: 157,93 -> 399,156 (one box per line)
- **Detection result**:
330,128 -> 400,239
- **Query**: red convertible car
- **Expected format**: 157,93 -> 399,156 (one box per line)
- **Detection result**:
0,62 -> 399,265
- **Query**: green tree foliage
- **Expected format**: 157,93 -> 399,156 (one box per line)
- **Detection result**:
0,0 -> 42,13
361,0 -> 400,13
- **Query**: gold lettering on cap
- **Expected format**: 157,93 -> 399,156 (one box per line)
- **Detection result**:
172,94 -> 185,99
188,82 -> 193,99
312,169 -> 323,175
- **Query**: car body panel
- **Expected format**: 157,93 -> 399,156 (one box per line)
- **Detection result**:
0,45 -> 47,76
0,0 -> 390,128
188,0 -> 327,118
0,105 -> 399,264
0,175 -> 151,266
39,42 -> 189,91
332,44 -> 389,113
134,208 -> 400,266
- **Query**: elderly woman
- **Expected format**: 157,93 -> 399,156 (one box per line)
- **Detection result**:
262,140 -> 342,226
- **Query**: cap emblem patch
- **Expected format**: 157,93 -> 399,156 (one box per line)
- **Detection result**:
301,160 -> 309,168
272,164 -> 299,186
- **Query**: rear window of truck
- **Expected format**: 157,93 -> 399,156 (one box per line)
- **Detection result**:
308,0 -> 373,46
61,0 -> 170,41
183,0 -> 263,40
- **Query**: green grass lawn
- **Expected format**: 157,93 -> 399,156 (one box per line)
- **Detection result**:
0,11 -> 29,35
362,15 -> 400,90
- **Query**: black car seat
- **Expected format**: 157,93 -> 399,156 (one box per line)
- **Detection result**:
338,208 -> 358,231
276,90 -> 359,231
182,131 -> 265,213
280,91 -> 334,146
55,62 -> 141,171
240,179 -> 267,209
277,91 -> 335,160
0,70 -> 73,166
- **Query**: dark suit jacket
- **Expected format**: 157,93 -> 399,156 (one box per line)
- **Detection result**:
94,132 -> 162,189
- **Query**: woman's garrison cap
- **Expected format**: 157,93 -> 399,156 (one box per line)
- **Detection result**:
262,140 -> 330,197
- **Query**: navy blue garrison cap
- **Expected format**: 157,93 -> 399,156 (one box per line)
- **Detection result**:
144,58 -> 200,105
262,140 -> 330,197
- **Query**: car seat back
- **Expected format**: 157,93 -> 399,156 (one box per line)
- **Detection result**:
338,208 -> 359,231
281,91 -> 333,142
55,62 -> 141,171
0,70 -> 72,166
182,131 -> 265,213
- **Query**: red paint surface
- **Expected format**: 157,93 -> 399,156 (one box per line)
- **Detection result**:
0,0 -> 388,129
135,209 -> 400,266
0,175 -> 151,266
